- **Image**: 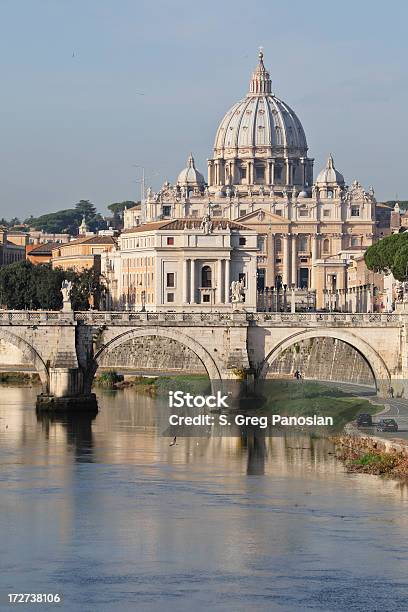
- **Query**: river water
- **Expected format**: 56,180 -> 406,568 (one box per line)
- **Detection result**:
1,386 -> 408,611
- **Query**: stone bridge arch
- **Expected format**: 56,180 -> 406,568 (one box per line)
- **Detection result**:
85,326 -> 223,392
0,328 -> 49,388
259,328 -> 391,395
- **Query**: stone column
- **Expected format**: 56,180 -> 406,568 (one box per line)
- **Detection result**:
217,259 -> 223,304
311,235 -> 318,289
267,234 -> 275,287
291,235 -> 297,287
183,259 -> 189,303
190,259 -> 196,304
282,234 -> 289,287
366,285 -> 372,313
291,287 -> 296,313
224,259 -> 230,303
248,160 -> 254,185
351,287 -> 357,313
286,160 -> 292,186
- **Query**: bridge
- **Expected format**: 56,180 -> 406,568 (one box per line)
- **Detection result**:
0,309 -> 405,407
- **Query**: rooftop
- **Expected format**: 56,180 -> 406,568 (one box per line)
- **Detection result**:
122,218 -> 252,233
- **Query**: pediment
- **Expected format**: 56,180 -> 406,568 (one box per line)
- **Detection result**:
236,208 -> 290,225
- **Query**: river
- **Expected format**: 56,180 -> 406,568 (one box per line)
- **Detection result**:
1,386 -> 408,611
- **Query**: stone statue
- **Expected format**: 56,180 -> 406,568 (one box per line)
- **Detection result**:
248,185 -> 252,198
231,279 -> 245,303
200,214 -> 213,234
146,187 -> 153,200
259,185 -> 264,198
226,185 -> 231,199
269,185 -> 274,198
204,186 -> 210,198
61,280 -> 73,311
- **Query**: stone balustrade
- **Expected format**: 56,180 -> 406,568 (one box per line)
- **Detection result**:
0,309 -> 403,327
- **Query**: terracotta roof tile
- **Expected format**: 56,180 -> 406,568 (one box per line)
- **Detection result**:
122,218 -> 252,233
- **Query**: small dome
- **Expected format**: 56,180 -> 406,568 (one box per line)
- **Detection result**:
298,190 -> 309,198
316,154 -> 344,186
177,154 -> 205,187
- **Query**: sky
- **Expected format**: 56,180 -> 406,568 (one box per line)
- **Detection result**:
0,0 -> 407,220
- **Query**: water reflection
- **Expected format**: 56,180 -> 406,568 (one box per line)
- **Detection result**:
36,408 -> 98,463
1,386 -> 408,611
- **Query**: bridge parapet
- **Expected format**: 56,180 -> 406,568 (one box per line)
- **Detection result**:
248,312 -> 404,327
0,310 -> 405,328
74,311 -> 248,326
0,310 -> 75,326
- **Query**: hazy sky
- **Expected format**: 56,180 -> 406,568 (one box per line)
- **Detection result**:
0,0 -> 407,219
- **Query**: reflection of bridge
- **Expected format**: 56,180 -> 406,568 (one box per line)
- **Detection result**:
0,310 -> 405,405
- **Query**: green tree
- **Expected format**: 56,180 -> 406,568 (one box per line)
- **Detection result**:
364,233 -> 408,274
107,201 -> 137,216
391,242 -> 408,281
74,200 -> 97,219
75,200 -> 106,232
0,261 -> 103,310
25,209 -> 82,234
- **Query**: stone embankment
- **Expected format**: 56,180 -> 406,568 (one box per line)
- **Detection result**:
333,424 -> 408,478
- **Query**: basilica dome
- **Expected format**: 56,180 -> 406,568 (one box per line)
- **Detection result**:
213,51 -> 308,156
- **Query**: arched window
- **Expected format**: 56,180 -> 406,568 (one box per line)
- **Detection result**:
201,265 -> 212,288
323,238 -> 330,253
275,126 -> 282,145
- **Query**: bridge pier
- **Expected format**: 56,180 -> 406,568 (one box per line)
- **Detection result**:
36,366 -> 97,412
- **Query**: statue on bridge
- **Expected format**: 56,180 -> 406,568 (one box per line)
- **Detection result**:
231,279 -> 245,304
61,280 -> 73,311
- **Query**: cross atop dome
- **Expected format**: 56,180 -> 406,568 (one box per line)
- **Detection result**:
249,48 -> 271,94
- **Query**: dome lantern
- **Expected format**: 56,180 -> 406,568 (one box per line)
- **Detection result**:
249,48 -> 272,95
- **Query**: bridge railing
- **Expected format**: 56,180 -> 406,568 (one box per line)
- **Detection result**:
247,312 -> 402,325
0,310 -> 404,326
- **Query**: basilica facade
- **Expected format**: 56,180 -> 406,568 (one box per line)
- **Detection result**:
124,50 -> 378,309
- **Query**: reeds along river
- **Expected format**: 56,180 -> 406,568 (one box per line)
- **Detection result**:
1,385 -> 408,611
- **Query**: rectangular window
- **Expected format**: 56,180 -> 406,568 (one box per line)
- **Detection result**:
351,206 -> 360,217
163,206 -> 171,217
167,293 -> 174,302
167,237 -> 174,245
239,237 -> 246,246
299,208 -> 308,217
275,210 -> 282,216
240,167 -> 247,180
255,166 -> 264,181
166,272 -> 175,287
323,209 -> 330,217
202,294 -> 210,303
240,209 -> 247,216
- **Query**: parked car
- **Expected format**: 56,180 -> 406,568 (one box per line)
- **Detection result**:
376,419 -> 398,432
357,413 -> 373,427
